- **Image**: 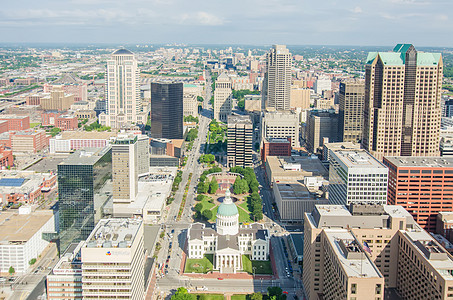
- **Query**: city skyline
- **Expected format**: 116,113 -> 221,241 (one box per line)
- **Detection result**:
1,0 -> 453,47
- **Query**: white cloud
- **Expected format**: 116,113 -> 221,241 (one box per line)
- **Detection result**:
180,11 -> 225,26
352,6 -> 363,13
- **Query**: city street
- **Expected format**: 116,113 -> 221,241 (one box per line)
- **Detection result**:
152,73 -> 304,299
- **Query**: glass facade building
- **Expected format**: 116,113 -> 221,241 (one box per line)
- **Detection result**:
57,147 -> 112,252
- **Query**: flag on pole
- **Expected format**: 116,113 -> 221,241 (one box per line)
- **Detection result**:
363,241 -> 372,254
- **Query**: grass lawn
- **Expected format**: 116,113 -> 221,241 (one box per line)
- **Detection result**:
231,295 -> 247,300
242,255 -> 273,275
209,206 -> 219,222
200,198 -> 215,212
192,294 -> 224,300
30,122 -> 41,128
185,254 -> 214,273
238,206 -> 253,223
238,201 -> 250,212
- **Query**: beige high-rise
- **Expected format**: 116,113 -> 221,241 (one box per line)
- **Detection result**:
213,73 -> 232,122
339,79 -> 365,143
41,86 -> 74,111
362,44 -> 443,160
290,86 -> 310,110
304,204 -> 453,300
263,45 -> 292,110
99,49 -> 143,128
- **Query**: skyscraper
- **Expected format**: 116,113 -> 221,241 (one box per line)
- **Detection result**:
338,79 -> 365,143
362,44 -> 443,160
262,45 -> 292,110
151,82 -> 183,139
99,49 -> 144,128
213,73 -> 233,122
112,134 -> 149,205
227,115 -> 253,168
58,147 -> 112,252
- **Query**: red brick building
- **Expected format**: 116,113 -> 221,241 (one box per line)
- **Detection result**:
384,156 -> 453,232
0,115 -> 30,131
56,115 -> 78,130
41,112 -> 61,126
0,147 -> 13,168
261,137 -> 291,162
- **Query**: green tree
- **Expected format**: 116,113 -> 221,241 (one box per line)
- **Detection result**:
186,128 -> 198,141
249,293 -> 263,300
233,176 -> 244,195
197,182 -> 208,194
171,287 -> 194,300
29,258 -> 36,265
209,177 -> 218,194
202,209 -> 213,220
8,266 -> 15,275
196,194 -> 205,201
195,203 -> 203,212
267,287 -> 283,299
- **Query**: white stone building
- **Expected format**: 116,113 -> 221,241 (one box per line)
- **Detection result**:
187,190 -> 269,273
213,73 -> 233,122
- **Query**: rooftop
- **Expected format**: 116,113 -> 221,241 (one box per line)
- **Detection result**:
227,114 -> 252,125
332,150 -> 387,170
384,156 -> 453,168
59,147 -> 110,166
324,230 -> 382,278
0,210 -> 54,244
112,49 -> 133,56
59,131 -> 118,140
85,218 -> 142,249
266,156 -> 327,182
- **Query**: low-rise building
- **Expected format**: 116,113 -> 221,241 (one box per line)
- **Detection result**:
11,129 -> 49,153
50,131 -> 118,154
47,242 -> 83,300
0,115 -> 30,131
261,137 -> 291,163
244,95 -> 261,112
187,190 -> 269,273
0,170 -> 56,205
183,93 -> 198,117
0,209 -> 55,274
264,155 -> 327,187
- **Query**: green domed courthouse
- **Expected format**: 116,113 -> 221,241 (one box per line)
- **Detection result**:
187,189 -> 270,273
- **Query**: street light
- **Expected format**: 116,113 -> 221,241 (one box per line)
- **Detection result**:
252,266 -> 256,279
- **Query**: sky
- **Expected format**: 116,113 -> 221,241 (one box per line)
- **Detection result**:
1,0 -> 452,47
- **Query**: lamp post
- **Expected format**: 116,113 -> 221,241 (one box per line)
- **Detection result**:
253,266 -> 256,279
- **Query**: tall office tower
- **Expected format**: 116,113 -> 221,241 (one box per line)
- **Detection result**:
261,110 -> 300,148
383,156 -> 453,232
306,110 -> 339,152
213,73 -> 233,122
328,150 -> 388,205
99,49 -> 142,129
112,134 -> 149,205
313,77 -> 331,95
304,204 -> 453,300
362,44 -> 443,160
338,79 -> 365,142
227,115 -> 253,168
262,45 -> 292,110
58,147 -> 112,252
290,86 -> 311,110
81,219 -> 144,300
41,86 -> 74,111
151,82 -> 184,139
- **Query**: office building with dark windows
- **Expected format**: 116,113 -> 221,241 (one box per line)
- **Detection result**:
151,82 -> 184,139
57,147 -> 112,252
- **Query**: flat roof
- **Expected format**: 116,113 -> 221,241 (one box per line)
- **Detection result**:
85,218 -> 142,249
384,156 -> 453,168
227,114 -> 252,125
324,229 -> 381,278
59,147 -> 110,166
290,233 -> 304,256
275,182 -> 311,200
60,131 -> 118,140
0,210 -> 54,244
267,156 -> 327,181
332,150 -> 386,169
